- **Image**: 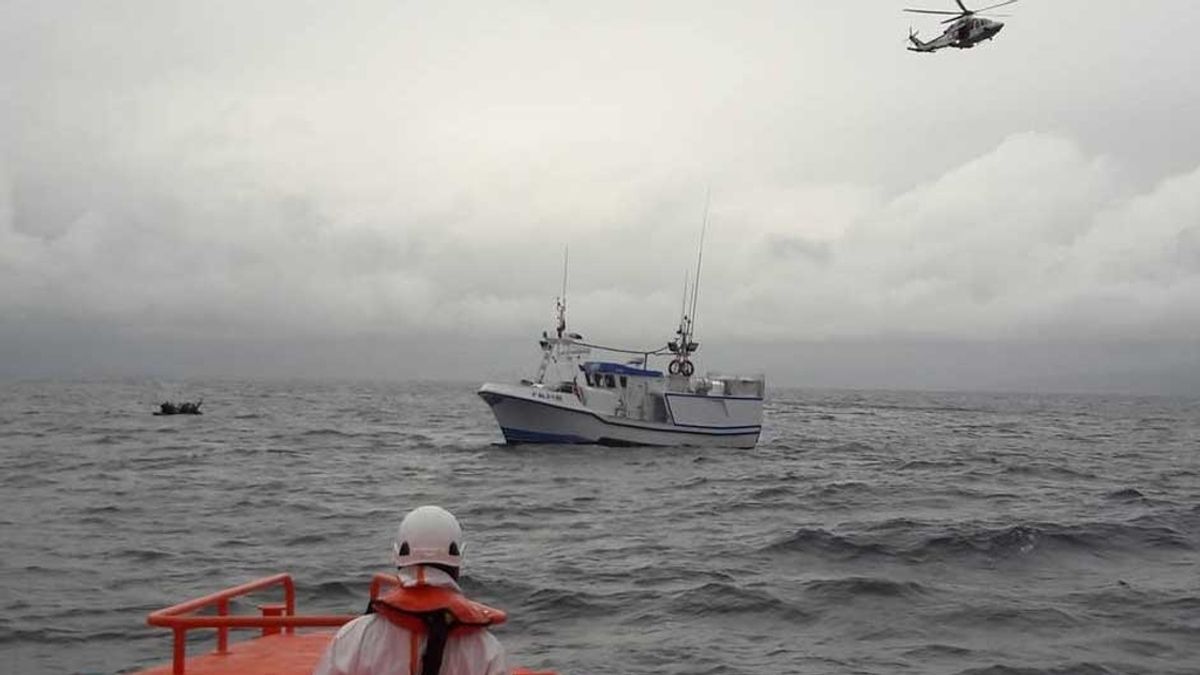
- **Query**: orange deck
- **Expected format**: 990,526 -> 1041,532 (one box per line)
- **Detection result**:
137,631 -> 336,675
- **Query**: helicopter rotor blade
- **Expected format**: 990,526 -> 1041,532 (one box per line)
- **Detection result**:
972,0 -> 1019,13
906,0 -> 1017,24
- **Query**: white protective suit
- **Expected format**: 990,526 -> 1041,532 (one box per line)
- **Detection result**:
313,566 -> 509,675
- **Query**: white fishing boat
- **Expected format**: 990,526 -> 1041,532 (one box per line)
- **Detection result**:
479,235 -> 765,448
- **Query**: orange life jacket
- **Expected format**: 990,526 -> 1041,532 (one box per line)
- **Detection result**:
370,584 -> 507,632
369,583 -> 507,675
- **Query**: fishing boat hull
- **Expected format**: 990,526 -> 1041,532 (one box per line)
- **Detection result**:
478,383 -> 762,448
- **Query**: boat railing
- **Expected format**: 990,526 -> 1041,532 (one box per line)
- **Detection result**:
146,572 -> 406,675
701,373 -> 766,398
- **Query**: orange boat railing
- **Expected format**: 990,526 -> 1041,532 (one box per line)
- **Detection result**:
145,573 -> 553,675
147,572 -> 362,674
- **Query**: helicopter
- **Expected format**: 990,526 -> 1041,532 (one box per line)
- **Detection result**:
904,0 -> 1018,52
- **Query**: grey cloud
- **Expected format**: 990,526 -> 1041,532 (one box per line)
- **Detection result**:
5,131 -> 1196,345
765,235 -> 831,264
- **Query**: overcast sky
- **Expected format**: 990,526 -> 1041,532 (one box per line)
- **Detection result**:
2,1 -> 1198,392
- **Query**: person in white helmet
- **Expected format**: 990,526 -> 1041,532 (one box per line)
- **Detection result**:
313,506 -> 510,675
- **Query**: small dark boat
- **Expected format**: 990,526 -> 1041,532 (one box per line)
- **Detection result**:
154,400 -> 203,416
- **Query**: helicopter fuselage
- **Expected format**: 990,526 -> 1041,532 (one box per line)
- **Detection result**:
909,16 -> 1004,52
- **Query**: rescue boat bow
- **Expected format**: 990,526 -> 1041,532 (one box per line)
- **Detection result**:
135,573 -> 556,675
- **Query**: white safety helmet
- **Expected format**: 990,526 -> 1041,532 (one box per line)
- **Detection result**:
393,505 -> 464,570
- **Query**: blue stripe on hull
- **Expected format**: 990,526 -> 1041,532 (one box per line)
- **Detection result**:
500,427 -> 592,445
500,425 -> 757,448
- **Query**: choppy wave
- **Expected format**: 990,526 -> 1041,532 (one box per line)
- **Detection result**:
766,518 -> 1195,564
764,527 -> 891,560
802,576 -> 929,599
665,582 -> 813,623
955,664 -> 1120,675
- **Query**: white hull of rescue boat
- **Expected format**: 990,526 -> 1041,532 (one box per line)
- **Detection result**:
477,382 -> 762,449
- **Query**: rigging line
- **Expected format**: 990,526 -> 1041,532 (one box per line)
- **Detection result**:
561,245 -> 569,307
679,270 -> 690,329
572,340 -> 672,356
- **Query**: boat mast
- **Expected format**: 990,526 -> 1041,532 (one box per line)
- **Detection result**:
538,246 -> 570,385
557,245 -> 568,339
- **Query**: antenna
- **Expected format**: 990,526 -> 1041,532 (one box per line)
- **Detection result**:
689,188 -> 711,332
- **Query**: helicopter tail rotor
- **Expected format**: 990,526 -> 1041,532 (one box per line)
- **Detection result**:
906,26 -> 932,51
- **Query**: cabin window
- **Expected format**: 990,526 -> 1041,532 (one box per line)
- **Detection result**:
604,374 -> 616,388
620,376 -> 628,388
585,373 -> 594,386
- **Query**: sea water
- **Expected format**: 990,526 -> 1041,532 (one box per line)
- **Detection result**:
1,380 -> 1197,674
